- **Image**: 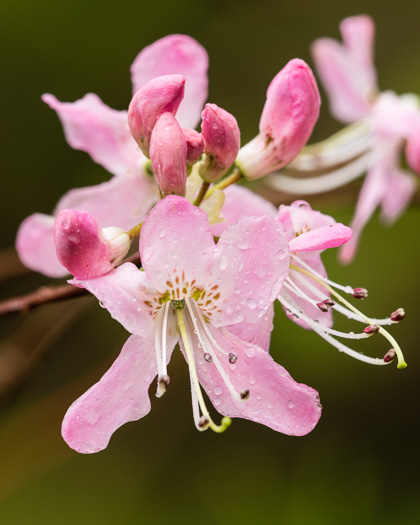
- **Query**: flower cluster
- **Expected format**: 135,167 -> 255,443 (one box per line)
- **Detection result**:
15,26 -> 408,454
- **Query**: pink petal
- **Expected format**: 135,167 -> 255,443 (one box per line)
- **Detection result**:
289,223 -> 352,252
310,38 -> 374,123
182,128 -> 204,165
16,213 -> 67,277
139,196 -> 215,293
54,210 -> 115,279
195,326 -> 322,435
55,172 -> 158,231
340,15 -> 376,78
380,170 -> 417,224
211,185 -> 277,237
227,304 -> 274,352
71,263 -> 157,337
210,215 -> 290,327
62,332 -> 172,453
42,93 -> 143,176
278,200 -> 335,242
406,131 -> 420,175
131,35 -> 209,129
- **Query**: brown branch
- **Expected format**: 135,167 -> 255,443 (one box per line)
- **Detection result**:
0,252 -> 141,317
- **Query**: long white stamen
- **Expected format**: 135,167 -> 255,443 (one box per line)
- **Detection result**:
154,308 -> 164,377
279,295 -> 387,365
289,264 -> 407,368
267,153 -> 370,195
186,299 -> 242,403
292,255 -> 354,294
281,284 -> 370,340
176,307 -> 231,433
284,278 -> 320,308
161,302 -> 170,376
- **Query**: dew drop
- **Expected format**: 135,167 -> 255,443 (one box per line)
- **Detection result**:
214,386 -> 223,396
158,229 -> 166,238
287,400 -> 294,409
247,298 -> 257,309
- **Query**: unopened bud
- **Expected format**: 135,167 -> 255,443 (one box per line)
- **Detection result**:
390,308 -> 405,322
199,103 -> 240,183
128,74 -> 185,156
156,374 -> 170,398
240,388 -> 250,400
353,287 -> 368,299
198,415 -> 210,430
54,209 -> 130,280
204,353 -> 213,362
228,353 -> 237,364
182,128 -> 204,165
363,324 -> 380,335
236,59 -> 320,180
384,350 -> 396,363
150,112 -> 187,197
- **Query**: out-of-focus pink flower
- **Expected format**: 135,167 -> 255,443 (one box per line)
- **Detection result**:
55,209 -> 130,280
311,15 -> 419,263
61,196 -> 321,453
236,59 -> 320,180
149,112 -> 187,196
16,34 -> 209,277
199,104 -> 240,183
128,75 -> 186,157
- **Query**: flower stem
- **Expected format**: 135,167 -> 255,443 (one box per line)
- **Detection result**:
204,168 -> 244,200
127,222 -> 143,240
193,181 -> 210,207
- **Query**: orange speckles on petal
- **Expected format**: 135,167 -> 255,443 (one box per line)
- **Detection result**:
166,280 -> 173,288
213,293 -> 220,300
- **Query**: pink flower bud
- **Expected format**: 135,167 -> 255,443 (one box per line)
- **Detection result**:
128,74 -> 185,156
406,132 -> 420,175
236,59 -> 320,180
149,112 -> 187,197
182,128 -> 204,165
199,103 -> 240,183
54,210 -> 130,279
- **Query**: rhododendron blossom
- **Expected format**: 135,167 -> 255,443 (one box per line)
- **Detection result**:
59,197 -> 322,453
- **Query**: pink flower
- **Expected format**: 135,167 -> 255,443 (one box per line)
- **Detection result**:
236,59 -> 320,180
311,15 -> 419,263
60,196 -> 321,453
16,34 -> 209,277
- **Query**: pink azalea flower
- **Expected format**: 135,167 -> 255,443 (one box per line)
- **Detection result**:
276,201 -> 406,368
59,196 -> 321,453
16,34 -> 209,277
311,15 -> 419,263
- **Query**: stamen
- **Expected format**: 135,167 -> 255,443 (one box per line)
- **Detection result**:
279,295 -> 388,365
353,287 -> 368,299
240,388 -> 250,400
390,308 -> 405,322
288,264 -> 407,369
198,415 -> 210,430
176,307 -> 231,433
384,350 -> 397,363
156,375 -> 170,398
363,324 -> 380,335
204,353 -> 213,362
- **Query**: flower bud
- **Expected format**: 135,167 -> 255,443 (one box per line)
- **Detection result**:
182,128 -> 204,165
149,112 -> 187,197
199,103 -> 240,183
128,74 -> 185,156
54,209 -> 130,279
236,59 -> 320,180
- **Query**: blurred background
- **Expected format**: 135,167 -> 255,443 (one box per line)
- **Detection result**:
1,0 -> 419,523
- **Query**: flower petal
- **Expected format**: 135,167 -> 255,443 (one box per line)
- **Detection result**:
227,304 -> 274,352
210,215 -> 290,327
62,332 -> 175,454
140,196 -> 215,293
289,223 -> 352,252
55,172 -> 158,231
130,35 -> 208,129
196,327 -> 321,435
380,170 -> 417,224
211,184 -> 277,237
71,263 -> 157,337
42,93 -> 144,176
16,213 -> 67,277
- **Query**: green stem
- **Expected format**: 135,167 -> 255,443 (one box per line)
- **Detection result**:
204,168 -> 244,200
193,181 -> 210,207
127,222 -> 143,240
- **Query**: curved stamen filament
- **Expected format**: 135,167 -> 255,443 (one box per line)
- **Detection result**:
279,295 -> 387,365
282,282 -> 370,340
176,308 -> 231,433
292,255 -> 354,294
186,299 -> 242,402
289,264 -> 407,369
161,302 -> 170,376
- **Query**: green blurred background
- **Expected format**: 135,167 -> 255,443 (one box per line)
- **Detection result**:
1,0 -> 419,523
